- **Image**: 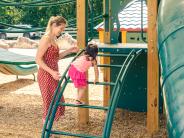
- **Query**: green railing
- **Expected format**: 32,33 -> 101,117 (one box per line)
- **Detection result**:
41,49 -> 144,138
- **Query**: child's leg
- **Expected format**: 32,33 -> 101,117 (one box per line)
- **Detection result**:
77,87 -> 86,100
76,87 -> 86,103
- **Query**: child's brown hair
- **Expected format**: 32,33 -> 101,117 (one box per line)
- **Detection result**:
84,43 -> 98,60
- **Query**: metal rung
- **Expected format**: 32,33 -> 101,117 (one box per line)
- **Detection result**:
67,80 -> 115,86
97,64 -> 122,68
88,81 -> 115,86
60,103 -> 108,110
97,53 -> 128,57
49,130 -> 102,138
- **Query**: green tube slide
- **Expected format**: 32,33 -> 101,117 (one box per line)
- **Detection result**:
158,0 -> 184,137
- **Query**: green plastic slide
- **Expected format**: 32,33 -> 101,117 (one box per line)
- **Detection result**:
158,0 -> 184,137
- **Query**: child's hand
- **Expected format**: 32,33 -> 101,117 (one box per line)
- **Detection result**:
94,78 -> 99,84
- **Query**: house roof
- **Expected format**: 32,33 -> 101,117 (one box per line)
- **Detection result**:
95,0 -> 147,32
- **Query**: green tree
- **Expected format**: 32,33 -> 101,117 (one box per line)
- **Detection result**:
0,0 -> 103,29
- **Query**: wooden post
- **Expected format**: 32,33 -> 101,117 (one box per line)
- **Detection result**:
103,56 -> 110,107
77,0 -> 89,125
103,0 -> 111,107
147,0 -> 159,133
99,31 -> 104,43
121,31 -> 127,44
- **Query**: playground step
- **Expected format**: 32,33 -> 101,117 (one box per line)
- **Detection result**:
60,103 -> 108,110
48,130 -> 102,138
67,80 -> 115,86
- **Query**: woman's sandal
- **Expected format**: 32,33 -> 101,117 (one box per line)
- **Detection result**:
75,100 -> 85,105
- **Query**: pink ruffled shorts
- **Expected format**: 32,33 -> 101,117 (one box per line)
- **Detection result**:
68,65 -> 87,88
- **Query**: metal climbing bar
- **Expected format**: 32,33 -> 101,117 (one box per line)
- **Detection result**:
42,48 -> 144,138
67,80 -> 115,86
45,76 -> 70,137
60,103 -> 108,110
97,53 -> 128,57
49,130 -> 102,138
102,49 -> 144,138
97,64 -> 122,68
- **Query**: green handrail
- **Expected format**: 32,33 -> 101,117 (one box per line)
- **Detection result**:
45,76 -> 70,138
102,49 -> 144,138
41,48 -> 144,138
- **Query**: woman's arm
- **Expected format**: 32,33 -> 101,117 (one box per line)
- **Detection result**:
59,46 -> 79,59
92,59 -> 99,84
36,36 -> 60,80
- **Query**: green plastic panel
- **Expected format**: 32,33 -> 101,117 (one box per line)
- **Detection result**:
110,49 -> 163,112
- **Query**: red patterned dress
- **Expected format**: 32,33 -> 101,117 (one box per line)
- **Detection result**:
37,45 -> 65,122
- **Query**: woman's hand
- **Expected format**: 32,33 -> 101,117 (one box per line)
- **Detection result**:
51,71 -> 61,80
69,46 -> 79,53
59,46 -> 79,59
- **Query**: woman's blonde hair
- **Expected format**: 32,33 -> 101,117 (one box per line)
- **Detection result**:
45,16 -> 67,34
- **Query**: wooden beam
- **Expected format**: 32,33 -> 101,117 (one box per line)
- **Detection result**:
103,0 -> 111,107
77,0 -> 89,125
121,31 -> 127,44
147,0 -> 159,133
103,56 -> 110,107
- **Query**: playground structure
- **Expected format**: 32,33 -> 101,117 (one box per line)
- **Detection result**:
0,48 -> 37,80
96,0 -> 147,44
42,0 -> 161,137
0,0 -> 162,137
1,0 -> 183,137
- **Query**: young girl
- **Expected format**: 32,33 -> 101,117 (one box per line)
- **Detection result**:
68,43 -> 99,105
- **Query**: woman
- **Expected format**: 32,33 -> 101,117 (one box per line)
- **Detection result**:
36,16 -> 78,123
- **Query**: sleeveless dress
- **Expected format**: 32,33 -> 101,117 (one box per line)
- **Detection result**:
68,55 -> 92,88
37,45 -> 65,122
